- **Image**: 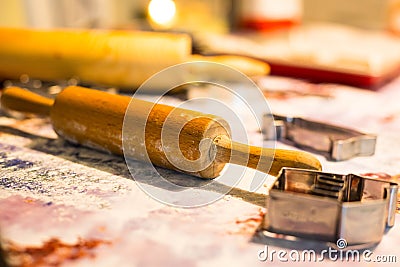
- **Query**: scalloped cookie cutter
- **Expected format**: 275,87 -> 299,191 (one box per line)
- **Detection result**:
262,168 -> 398,248
263,114 -> 377,161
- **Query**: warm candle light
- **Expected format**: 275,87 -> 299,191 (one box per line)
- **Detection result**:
148,0 -> 176,27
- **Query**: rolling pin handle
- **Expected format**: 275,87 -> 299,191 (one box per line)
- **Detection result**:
1,87 -> 54,116
214,135 -> 322,177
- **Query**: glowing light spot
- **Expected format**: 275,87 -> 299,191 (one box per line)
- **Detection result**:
148,0 -> 176,26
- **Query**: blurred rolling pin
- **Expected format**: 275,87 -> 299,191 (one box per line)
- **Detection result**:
1,86 -> 321,178
0,28 -> 269,90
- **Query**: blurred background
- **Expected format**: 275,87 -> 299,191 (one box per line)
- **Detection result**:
3,0 -> 400,90
1,0 -> 400,34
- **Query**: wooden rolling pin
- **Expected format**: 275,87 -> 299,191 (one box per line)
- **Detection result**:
0,28 -> 269,90
0,86 -> 321,178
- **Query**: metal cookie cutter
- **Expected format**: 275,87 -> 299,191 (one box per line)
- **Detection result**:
263,114 -> 377,161
263,168 -> 398,248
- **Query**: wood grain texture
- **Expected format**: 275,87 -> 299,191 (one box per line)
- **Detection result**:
1,86 -> 322,179
51,86 -> 230,178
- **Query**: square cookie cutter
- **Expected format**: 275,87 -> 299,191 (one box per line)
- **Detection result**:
263,114 -> 377,161
262,168 -> 398,248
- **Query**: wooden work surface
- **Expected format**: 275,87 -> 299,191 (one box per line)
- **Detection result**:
1,76 -> 400,266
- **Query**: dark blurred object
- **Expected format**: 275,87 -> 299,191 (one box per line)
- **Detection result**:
0,236 -> 9,267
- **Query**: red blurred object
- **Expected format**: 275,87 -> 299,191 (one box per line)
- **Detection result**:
267,61 -> 400,90
239,19 -> 299,32
236,0 -> 302,32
